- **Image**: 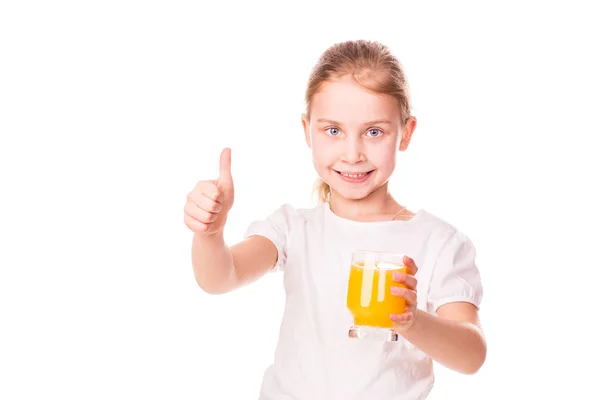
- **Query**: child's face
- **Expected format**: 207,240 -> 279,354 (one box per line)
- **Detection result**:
303,75 -> 415,201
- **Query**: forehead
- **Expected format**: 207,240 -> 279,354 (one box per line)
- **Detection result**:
311,76 -> 401,124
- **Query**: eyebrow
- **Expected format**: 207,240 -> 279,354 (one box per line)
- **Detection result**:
316,118 -> 392,126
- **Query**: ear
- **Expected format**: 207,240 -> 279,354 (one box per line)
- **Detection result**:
399,116 -> 417,151
301,113 -> 312,149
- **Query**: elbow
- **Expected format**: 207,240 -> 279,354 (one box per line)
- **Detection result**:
461,360 -> 485,375
194,272 -> 236,295
197,284 -> 227,295
195,278 -> 230,295
461,340 -> 487,375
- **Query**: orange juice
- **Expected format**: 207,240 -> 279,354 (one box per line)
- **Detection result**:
346,261 -> 406,329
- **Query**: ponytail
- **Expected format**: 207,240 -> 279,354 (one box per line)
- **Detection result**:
314,178 -> 331,203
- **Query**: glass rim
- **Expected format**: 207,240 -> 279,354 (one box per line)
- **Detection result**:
352,249 -> 406,255
351,249 -> 406,268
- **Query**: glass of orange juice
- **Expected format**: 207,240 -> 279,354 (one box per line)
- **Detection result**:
347,250 -> 407,341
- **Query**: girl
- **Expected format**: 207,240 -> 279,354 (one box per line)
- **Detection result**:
184,40 -> 486,400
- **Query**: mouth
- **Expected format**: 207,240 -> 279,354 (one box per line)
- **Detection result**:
334,169 -> 374,183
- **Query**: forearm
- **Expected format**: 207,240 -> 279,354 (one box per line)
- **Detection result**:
191,232 -> 236,294
400,309 -> 486,374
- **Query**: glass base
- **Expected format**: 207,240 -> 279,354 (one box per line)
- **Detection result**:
348,325 -> 399,342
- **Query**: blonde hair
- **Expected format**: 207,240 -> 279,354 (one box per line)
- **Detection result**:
304,40 -> 413,203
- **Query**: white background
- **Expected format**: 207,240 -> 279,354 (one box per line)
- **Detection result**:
1,1 -> 599,399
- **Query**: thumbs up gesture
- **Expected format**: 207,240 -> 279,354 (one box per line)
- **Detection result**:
184,148 -> 235,235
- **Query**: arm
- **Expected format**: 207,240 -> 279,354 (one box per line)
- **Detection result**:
400,302 -> 487,375
192,233 -> 278,294
185,148 -> 279,294
391,255 -> 486,374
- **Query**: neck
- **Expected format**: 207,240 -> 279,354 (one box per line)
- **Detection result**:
328,183 -> 400,222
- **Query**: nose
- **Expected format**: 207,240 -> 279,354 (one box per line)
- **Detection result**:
341,136 -> 366,164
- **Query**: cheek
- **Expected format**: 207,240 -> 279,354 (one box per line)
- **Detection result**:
368,143 -> 397,169
310,136 -> 337,165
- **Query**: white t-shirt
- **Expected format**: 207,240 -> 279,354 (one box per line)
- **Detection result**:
244,202 -> 483,400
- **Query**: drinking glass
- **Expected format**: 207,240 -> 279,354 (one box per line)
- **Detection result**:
346,250 -> 407,341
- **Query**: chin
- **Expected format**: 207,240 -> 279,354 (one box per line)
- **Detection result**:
329,185 -> 374,200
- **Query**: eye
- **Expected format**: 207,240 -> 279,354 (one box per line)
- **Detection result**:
366,128 -> 383,137
326,127 -> 341,136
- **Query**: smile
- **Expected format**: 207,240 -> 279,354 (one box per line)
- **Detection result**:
339,172 -> 368,178
334,170 -> 374,183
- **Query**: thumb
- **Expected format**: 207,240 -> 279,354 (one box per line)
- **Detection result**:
217,147 -> 234,189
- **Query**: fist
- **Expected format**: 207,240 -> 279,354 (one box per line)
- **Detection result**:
184,148 -> 235,235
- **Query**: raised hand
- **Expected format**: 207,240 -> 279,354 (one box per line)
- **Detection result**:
184,148 -> 235,235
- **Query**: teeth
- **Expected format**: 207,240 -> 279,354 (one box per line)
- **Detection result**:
341,172 -> 367,178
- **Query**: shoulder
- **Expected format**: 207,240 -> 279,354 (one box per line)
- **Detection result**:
417,211 -> 479,279
421,212 -> 483,309
415,210 -> 474,249
243,203 -> 323,262
270,203 -> 325,220
248,203 -> 323,230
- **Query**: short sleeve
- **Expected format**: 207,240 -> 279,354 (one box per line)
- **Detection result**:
243,204 -> 294,271
428,231 -> 483,312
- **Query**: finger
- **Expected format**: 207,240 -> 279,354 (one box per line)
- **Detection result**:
390,286 -> 418,305
184,214 -> 209,233
191,193 -> 223,214
205,189 -> 224,204
184,202 -> 218,224
190,184 -> 222,204
392,271 -> 417,290
403,255 -> 418,275
217,148 -> 233,189
390,310 -> 414,323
